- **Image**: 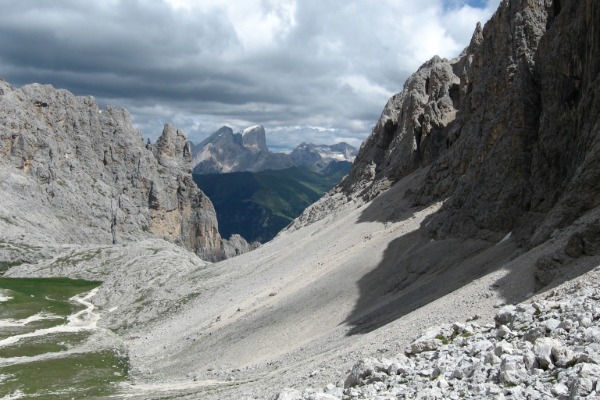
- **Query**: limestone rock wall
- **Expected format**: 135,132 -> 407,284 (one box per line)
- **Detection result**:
338,0 -> 600,247
0,80 -> 228,261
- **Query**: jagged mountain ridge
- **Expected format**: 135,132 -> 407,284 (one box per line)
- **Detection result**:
0,80 -> 251,261
192,124 -> 357,174
314,0 -> 600,250
2,0 -> 600,399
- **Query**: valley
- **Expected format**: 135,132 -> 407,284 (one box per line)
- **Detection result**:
193,165 -> 350,243
0,0 -> 599,399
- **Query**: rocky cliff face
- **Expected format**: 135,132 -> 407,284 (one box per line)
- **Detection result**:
0,80 -> 234,261
192,125 -> 291,174
192,125 -> 357,174
339,0 -> 600,248
290,142 -> 357,173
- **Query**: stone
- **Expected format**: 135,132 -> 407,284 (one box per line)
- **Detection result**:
275,389 -> 303,400
307,394 -> 340,400
551,344 -> 574,368
551,382 -> 569,396
499,355 -> 528,386
524,327 -> 546,344
494,341 -> 514,357
495,306 -> 517,327
534,338 -> 562,370
496,325 -> 512,339
544,318 -> 561,332
569,363 -> 600,398
409,325 -> 454,355
344,358 -> 380,388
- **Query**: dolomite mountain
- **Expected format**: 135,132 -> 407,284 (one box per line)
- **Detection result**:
337,0 -> 600,249
2,0 -> 600,399
192,124 -> 357,174
0,79 -> 251,261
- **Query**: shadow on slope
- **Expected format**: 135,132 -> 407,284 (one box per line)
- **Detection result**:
344,229 -> 515,335
346,169 -> 600,335
345,172 -> 520,335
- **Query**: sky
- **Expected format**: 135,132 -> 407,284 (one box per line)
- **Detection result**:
0,0 -> 500,152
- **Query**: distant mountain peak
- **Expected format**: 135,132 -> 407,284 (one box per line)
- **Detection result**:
240,125 -> 267,153
192,125 -> 357,174
241,124 -> 263,136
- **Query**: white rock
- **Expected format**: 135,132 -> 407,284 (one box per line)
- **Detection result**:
496,325 -> 512,339
499,355 -> 527,385
551,382 -> 569,396
275,389 -> 303,400
495,305 -> 517,326
494,340 -> 514,356
544,318 -> 561,332
533,337 -> 562,370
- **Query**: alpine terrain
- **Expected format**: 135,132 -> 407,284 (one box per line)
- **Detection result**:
192,125 -> 357,243
194,165 -> 350,243
191,124 -> 357,174
0,0 -> 599,399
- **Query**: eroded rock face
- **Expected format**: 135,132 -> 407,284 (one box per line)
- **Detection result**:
192,124 -> 357,175
0,80 -> 229,261
342,55 -> 461,200
192,125 -> 294,174
338,0 -> 600,247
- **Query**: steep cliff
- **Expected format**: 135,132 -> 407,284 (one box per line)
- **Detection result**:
339,0 -> 600,248
192,125 -> 293,174
0,80 -> 233,261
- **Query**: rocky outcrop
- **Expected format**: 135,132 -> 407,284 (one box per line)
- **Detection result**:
341,55 -> 460,200
337,0 -> 600,248
192,125 -> 357,174
192,125 -> 292,174
0,79 -> 236,261
290,142 -> 356,173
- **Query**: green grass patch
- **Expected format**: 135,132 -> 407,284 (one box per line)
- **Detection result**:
0,277 -> 101,320
0,277 -> 128,399
0,350 -> 128,399
0,331 -> 91,358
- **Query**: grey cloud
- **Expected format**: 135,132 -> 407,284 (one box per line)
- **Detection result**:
0,0 -> 497,150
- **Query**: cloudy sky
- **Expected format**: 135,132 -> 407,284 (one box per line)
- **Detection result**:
0,0 -> 499,151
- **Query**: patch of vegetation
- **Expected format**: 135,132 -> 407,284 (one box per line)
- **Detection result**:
0,278 -> 127,398
193,165 -> 350,243
0,350 -> 128,399
436,334 -> 450,345
0,277 -> 101,320
0,260 -> 23,275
